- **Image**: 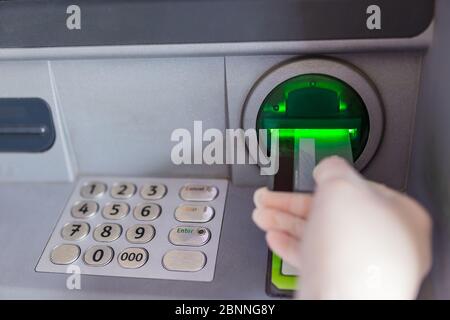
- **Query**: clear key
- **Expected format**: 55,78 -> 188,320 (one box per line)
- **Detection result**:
175,205 -> 214,223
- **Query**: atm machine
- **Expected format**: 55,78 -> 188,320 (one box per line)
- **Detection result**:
0,0 -> 448,299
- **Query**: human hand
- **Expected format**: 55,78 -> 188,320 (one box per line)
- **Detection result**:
252,156 -> 432,299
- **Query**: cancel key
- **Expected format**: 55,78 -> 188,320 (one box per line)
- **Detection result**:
180,184 -> 218,201
169,226 -> 211,246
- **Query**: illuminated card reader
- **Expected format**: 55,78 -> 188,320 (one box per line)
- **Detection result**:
257,73 -> 369,163
259,74 -> 368,296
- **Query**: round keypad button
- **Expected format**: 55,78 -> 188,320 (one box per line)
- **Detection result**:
102,202 -> 129,220
126,224 -> 155,244
133,203 -> 161,221
93,223 -> 122,242
71,201 -> 98,219
84,245 -> 114,266
111,182 -> 136,199
61,222 -> 90,241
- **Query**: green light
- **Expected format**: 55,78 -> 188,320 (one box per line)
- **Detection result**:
348,128 -> 358,139
270,128 -> 354,140
277,101 -> 287,113
339,99 -> 348,111
271,253 -> 297,290
257,74 -> 369,160
263,101 -> 287,113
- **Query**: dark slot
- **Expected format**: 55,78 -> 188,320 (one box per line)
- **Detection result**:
0,98 -> 56,152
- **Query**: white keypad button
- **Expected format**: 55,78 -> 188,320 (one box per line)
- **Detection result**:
111,182 -> 136,199
50,244 -> 80,265
61,222 -> 90,241
133,203 -> 161,221
126,224 -> 155,244
180,184 -> 218,201
93,223 -> 122,242
140,183 -> 167,200
169,226 -> 211,246
163,250 -> 206,272
80,182 -> 106,199
84,245 -> 114,266
175,205 -> 214,223
102,202 -> 129,220
118,247 -> 149,269
71,201 -> 98,219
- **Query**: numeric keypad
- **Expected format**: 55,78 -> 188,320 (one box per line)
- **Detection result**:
37,177 -> 228,282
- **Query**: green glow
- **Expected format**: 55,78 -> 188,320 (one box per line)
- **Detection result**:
264,101 -> 287,113
270,128 -> 355,140
260,74 -> 369,293
339,99 -> 348,111
348,128 -> 358,139
271,253 -> 297,291
282,77 -> 347,99
277,101 -> 287,113
257,74 -> 369,160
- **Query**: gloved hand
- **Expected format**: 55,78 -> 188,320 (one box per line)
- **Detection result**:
252,156 -> 432,299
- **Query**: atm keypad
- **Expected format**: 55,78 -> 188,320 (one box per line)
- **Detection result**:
37,177 -> 228,282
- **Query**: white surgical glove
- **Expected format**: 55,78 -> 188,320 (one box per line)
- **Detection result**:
253,156 -> 432,299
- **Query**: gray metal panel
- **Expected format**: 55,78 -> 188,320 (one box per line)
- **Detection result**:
0,24 -> 434,61
0,0 -> 434,48
50,57 -> 229,178
0,183 -> 270,299
408,0 -> 450,300
0,61 -> 75,182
